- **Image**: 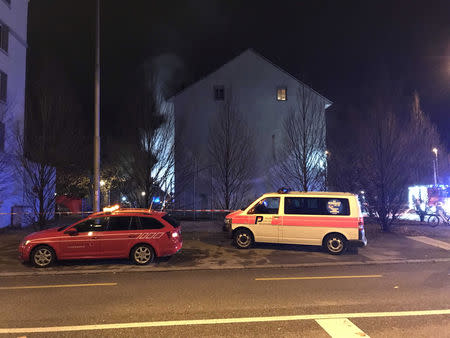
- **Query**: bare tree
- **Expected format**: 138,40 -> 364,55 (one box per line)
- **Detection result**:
409,91 -> 441,184
328,85 -> 445,231
0,103 -> 13,210
356,87 -> 448,231
17,58 -> 83,229
326,104 -> 365,193
116,69 -> 174,208
16,141 -> 56,229
0,152 -> 9,210
208,98 -> 255,209
56,168 -> 91,200
271,85 -> 326,191
359,106 -> 416,231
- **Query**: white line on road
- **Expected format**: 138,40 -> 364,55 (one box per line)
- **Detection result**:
0,283 -> 117,290
407,236 -> 450,251
0,309 -> 449,334
316,318 -> 370,337
255,275 -> 382,281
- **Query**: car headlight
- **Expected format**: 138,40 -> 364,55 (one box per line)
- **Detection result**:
24,240 -> 30,246
225,218 -> 232,225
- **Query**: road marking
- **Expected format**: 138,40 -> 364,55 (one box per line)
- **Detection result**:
0,283 -> 117,290
1,309 -> 449,334
255,275 -> 382,281
407,236 -> 450,251
316,318 -> 370,337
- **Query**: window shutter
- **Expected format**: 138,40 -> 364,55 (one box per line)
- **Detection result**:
0,122 -> 4,152
2,25 -> 8,52
0,72 -> 7,102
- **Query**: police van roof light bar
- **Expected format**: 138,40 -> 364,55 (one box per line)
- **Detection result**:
277,187 -> 291,194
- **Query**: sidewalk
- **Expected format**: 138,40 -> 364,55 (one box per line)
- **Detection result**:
0,220 -> 449,276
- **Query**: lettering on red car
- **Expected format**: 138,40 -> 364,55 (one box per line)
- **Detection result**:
137,232 -> 164,240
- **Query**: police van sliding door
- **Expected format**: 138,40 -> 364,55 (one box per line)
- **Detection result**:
281,197 -> 351,245
247,197 -> 281,243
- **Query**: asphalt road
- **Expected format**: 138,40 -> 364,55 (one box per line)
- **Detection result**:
0,262 -> 449,337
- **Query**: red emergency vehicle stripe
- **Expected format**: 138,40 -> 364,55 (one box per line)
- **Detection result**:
232,216 -> 249,224
282,216 -> 358,228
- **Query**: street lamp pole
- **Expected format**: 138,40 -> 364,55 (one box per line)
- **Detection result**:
432,148 -> 438,185
93,0 -> 101,212
324,150 -> 329,191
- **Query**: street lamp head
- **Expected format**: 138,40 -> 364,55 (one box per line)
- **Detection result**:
100,180 -> 105,186
432,148 -> 438,155
324,150 -> 329,156
141,191 -> 146,196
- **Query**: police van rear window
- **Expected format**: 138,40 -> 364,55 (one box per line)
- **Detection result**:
284,197 -> 350,216
162,214 -> 180,228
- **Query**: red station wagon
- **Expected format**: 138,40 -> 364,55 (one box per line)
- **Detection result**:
19,207 -> 182,268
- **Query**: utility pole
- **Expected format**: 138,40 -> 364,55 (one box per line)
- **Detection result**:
93,0 -> 101,212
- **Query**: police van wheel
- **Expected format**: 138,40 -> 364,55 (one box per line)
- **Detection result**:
233,229 -> 254,249
324,234 -> 347,255
131,244 -> 155,265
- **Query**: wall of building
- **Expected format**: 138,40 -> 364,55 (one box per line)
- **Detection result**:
0,0 -> 29,227
173,50 -> 328,209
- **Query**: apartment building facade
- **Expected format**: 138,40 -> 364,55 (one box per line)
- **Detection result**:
0,0 -> 29,227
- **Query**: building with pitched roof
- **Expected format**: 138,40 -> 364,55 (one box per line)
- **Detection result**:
169,49 -> 331,209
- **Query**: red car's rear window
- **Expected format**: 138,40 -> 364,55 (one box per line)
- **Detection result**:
162,214 -> 180,228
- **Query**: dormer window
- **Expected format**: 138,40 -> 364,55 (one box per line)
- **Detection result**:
277,87 -> 287,101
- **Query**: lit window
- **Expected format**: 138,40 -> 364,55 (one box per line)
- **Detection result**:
214,86 -> 225,101
0,23 -> 8,53
277,87 -> 287,101
0,71 -> 7,102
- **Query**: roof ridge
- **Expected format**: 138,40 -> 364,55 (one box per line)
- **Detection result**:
169,48 -> 332,105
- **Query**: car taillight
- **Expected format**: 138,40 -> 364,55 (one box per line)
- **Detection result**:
167,231 -> 180,239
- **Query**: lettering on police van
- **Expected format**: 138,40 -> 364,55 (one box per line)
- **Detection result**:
255,216 -> 264,224
137,233 -> 164,239
327,199 -> 343,215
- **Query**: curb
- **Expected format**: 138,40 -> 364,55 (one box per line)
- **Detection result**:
1,257 -> 450,277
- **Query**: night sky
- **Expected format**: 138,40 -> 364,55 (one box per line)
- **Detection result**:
27,0 -> 450,148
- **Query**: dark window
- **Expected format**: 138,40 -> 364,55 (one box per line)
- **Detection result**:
0,122 -> 4,152
284,197 -> 350,216
162,214 -> 180,228
129,216 -> 139,230
248,197 -> 280,214
277,87 -> 287,101
214,85 -> 225,101
139,216 -> 165,229
0,71 -> 6,102
75,217 -> 108,233
108,216 -> 131,231
0,23 -> 8,53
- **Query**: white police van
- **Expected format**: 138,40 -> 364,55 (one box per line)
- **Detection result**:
225,190 -> 367,254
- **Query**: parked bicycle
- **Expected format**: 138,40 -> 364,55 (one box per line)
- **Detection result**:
427,211 -> 450,227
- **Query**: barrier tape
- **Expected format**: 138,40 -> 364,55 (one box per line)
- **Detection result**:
169,209 -> 234,213
0,209 -> 234,216
0,212 -> 94,216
